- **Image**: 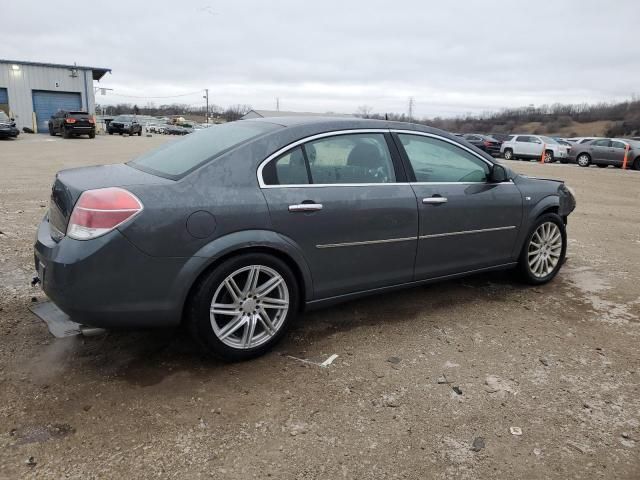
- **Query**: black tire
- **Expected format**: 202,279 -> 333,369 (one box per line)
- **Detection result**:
633,157 -> 640,171
108,130 -> 113,135
560,159 -> 568,164
48,125 -> 55,136
576,153 -> 591,167
596,164 -> 608,168
63,129 -> 71,139
503,149 -> 513,161
137,129 -> 142,137
187,253 -> 299,361
517,213 -> 567,285
88,131 -> 95,139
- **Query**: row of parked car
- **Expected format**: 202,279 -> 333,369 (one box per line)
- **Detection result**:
455,133 -> 640,170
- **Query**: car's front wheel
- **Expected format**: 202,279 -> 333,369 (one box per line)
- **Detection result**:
543,150 -> 554,163
518,213 -> 567,285
187,253 -> 299,361
503,149 -> 513,160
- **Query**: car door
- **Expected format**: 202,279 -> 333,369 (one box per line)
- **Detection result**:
393,132 -> 523,279
529,136 -> 544,158
513,136 -> 530,157
260,131 -> 418,300
609,140 -> 627,165
590,139 -> 611,163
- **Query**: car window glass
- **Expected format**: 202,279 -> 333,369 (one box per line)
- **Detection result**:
304,133 -> 395,184
398,134 -> 490,183
530,137 -> 542,144
592,139 -> 610,147
611,141 -> 625,149
515,136 -> 529,142
263,146 -> 309,185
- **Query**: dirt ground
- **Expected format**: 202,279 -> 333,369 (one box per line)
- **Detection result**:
0,133 -> 639,479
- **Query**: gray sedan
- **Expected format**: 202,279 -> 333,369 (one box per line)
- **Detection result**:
570,138 -> 640,169
34,117 -> 576,360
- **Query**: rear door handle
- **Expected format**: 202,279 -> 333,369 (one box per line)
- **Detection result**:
289,203 -> 323,212
422,197 -> 448,205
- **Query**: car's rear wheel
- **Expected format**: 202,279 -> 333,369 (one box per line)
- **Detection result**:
503,149 -> 513,160
63,129 -> 71,139
633,157 -> 640,171
543,150 -> 554,163
187,253 -> 299,361
89,131 -> 95,139
518,213 -> 566,285
577,153 -> 591,167
48,125 -> 55,136
137,130 -> 142,136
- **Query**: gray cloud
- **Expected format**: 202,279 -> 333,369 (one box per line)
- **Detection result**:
4,0 -> 639,117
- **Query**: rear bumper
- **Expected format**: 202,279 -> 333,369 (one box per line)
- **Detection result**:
0,127 -> 19,138
33,216 -> 193,329
65,125 -> 95,133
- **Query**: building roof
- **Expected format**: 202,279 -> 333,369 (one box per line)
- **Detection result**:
242,109 -> 354,119
0,59 -> 111,81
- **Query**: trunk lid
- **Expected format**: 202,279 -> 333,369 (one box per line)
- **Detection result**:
48,164 -> 173,241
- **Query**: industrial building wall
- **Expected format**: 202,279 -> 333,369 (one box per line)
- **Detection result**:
0,64 -> 96,131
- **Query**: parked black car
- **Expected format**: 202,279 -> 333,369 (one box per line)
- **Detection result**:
107,115 -> 143,136
49,111 -> 95,138
0,111 -> 19,139
462,134 -> 502,156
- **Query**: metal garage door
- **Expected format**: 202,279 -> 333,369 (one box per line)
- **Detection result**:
32,90 -> 82,133
0,88 -> 8,115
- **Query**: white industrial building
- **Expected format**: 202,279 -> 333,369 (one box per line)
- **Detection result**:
0,59 -> 111,132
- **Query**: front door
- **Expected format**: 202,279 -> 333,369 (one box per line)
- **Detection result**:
589,139 -> 611,162
260,131 -> 418,300
394,132 -> 523,279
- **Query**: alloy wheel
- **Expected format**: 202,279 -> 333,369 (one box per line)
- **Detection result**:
210,265 -> 289,349
504,150 -> 513,160
577,154 -> 590,167
544,151 -> 553,163
527,222 -> 563,278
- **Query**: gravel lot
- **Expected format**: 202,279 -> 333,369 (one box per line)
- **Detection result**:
1,134 -> 639,479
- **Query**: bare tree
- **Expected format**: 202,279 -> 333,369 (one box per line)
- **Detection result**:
355,105 -> 373,118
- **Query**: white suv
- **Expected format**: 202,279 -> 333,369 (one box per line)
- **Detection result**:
501,135 -> 571,163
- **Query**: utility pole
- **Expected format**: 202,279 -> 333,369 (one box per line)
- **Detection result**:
408,96 -> 414,121
203,89 -> 209,123
276,97 -> 280,111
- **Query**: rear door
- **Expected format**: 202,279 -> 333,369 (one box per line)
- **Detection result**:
609,140 -> 627,165
394,132 -> 522,279
260,131 -> 418,300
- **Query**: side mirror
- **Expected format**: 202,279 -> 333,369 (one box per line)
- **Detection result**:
490,164 -> 509,183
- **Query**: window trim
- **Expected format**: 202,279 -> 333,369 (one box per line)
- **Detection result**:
257,129 -> 498,188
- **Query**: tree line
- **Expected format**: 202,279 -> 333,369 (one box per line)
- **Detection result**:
95,103 -> 252,122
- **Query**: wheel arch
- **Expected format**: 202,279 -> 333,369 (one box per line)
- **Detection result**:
178,230 -> 314,323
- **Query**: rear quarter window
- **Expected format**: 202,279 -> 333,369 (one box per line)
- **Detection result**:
129,121 -> 280,179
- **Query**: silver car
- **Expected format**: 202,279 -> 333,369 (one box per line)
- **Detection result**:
501,135 -> 571,163
34,117 -> 576,360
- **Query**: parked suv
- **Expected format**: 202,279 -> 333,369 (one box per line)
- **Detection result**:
107,115 -> 143,136
569,138 -> 640,169
49,111 -> 95,138
0,111 -> 19,139
501,135 -> 571,163
462,134 -> 502,156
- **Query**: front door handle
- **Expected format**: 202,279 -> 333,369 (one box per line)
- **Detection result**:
422,197 -> 448,205
289,203 -> 323,212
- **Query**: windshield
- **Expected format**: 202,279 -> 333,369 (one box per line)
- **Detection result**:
113,115 -> 134,122
540,136 -> 560,145
0,111 -> 10,121
128,121 -> 281,178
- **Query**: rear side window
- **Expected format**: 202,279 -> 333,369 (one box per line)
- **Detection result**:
129,121 -> 280,178
398,134 -> 490,183
262,133 -> 396,185
611,141 -> 626,149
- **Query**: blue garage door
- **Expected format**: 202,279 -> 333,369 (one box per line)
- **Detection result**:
0,88 -> 8,114
32,90 -> 82,133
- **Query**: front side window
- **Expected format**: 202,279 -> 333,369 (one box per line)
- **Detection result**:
591,139 -> 610,147
398,134 -> 490,183
515,135 -> 530,143
264,133 -> 396,185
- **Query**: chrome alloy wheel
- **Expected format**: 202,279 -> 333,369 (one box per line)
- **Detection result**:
577,154 -> 590,167
210,265 -> 289,349
527,222 -> 563,278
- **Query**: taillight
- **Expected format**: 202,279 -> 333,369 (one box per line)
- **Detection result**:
88,117 -> 95,124
67,187 -> 143,240
483,140 -> 491,147
65,118 -> 77,124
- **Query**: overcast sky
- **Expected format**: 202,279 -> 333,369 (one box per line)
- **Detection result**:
4,0 -> 639,118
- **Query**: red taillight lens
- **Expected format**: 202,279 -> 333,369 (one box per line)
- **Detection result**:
88,117 -> 95,124
483,140 -> 491,147
65,118 -> 77,124
67,187 -> 143,240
